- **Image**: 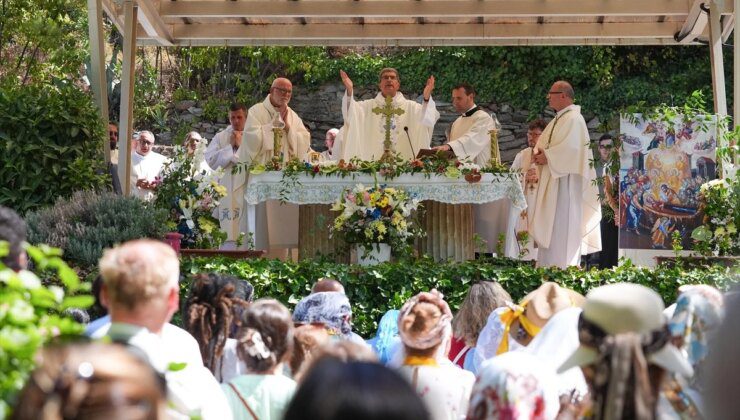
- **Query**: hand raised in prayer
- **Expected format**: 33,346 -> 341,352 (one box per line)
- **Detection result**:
280,108 -> 291,132
423,75 -> 435,101
340,70 -> 353,96
533,150 -> 548,165
230,130 -> 242,149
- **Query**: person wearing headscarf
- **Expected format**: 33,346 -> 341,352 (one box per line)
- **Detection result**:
474,282 -> 584,371
395,290 -> 475,420
558,283 -> 693,420
366,309 -> 401,365
292,291 -> 364,344
467,352 -> 560,420
659,284 -> 724,419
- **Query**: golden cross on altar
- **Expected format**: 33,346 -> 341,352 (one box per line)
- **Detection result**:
372,96 -> 405,160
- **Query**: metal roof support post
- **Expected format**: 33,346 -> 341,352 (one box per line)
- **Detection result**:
118,0 -> 138,196
87,0 -> 110,166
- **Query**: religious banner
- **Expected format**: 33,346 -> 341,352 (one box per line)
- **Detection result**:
618,114 -> 717,250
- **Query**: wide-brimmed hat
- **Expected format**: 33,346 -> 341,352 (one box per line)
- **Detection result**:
558,283 -> 693,377
522,282 -> 585,328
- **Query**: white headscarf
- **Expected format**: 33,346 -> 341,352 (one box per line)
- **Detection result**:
468,352 -> 560,420
524,307 -> 588,396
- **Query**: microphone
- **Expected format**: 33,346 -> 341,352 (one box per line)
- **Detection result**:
404,126 -> 416,158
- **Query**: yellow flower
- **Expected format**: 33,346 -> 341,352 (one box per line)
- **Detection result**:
364,228 -> 374,239
715,227 -> 726,236
374,222 -> 387,235
198,217 -> 216,234
212,183 -> 227,197
727,223 -> 737,234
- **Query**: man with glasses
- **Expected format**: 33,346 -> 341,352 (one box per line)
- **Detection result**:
338,68 -> 439,161
238,77 -> 310,250
527,81 -> 602,268
130,130 -> 168,201
504,119 -> 547,260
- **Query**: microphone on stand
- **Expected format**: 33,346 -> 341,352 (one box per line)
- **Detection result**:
404,126 -> 416,158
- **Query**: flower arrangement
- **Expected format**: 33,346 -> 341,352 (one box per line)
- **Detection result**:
691,177 -> 739,256
154,142 -> 227,249
330,183 -> 423,256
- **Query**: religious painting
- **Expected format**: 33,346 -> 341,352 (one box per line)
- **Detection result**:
618,115 -> 717,250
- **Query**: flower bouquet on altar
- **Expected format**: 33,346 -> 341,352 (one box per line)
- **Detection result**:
691,177 -> 739,256
330,183 -> 423,263
154,142 -> 228,249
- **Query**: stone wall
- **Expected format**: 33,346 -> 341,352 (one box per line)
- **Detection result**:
166,82 -> 604,163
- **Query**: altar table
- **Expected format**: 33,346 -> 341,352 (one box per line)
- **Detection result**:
245,172 -> 526,261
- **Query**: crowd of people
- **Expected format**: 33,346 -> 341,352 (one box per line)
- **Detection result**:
2,204 -> 737,420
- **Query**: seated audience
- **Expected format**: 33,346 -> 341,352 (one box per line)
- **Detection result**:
223,299 -> 295,420
396,290 -> 475,420
284,358 -> 428,420
311,277 -> 345,294
475,282 -> 584,370
466,352 -> 560,420
293,291 -> 364,344
366,309 -> 401,365
12,341 -> 167,420
290,324 -> 330,381
659,284 -> 724,418
183,273 -> 254,383
558,283 -> 693,419
99,239 -> 231,419
449,281 -> 511,373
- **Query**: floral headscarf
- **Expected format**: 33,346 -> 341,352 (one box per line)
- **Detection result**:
467,352 -> 559,420
292,292 -> 353,339
668,285 -> 724,369
398,290 -> 453,350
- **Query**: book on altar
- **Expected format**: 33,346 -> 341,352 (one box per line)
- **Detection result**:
416,149 -> 455,159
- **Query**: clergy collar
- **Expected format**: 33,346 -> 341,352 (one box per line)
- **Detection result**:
555,104 -> 579,118
462,105 -> 479,117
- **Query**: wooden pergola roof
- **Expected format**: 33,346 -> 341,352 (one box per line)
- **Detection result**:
101,0 -> 736,47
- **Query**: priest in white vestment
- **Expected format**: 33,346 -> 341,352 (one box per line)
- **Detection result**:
205,104 -> 247,246
529,81 -> 601,268
320,128 -> 339,161
237,77 -> 311,250
432,83 -> 492,166
504,119 -> 547,260
339,68 -> 440,160
130,130 -> 168,201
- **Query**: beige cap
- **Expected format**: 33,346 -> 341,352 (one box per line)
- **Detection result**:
523,282 -> 585,328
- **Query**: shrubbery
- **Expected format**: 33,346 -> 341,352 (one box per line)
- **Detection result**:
26,191 -> 169,272
182,256 -> 738,337
0,83 -> 109,213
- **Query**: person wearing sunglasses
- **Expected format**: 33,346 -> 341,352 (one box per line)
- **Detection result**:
528,81 -> 602,269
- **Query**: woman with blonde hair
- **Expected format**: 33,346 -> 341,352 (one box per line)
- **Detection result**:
395,290 -> 475,420
449,281 -> 511,372
12,342 -> 167,420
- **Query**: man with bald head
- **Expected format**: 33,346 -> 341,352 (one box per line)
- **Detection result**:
528,81 -> 601,268
237,77 -> 310,250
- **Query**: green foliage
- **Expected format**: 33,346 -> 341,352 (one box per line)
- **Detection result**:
181,257 -> 737,338
25,191 -> 169,271
691,177 -> 740,256
0,82 -> 109,212
0,242 -> 89,417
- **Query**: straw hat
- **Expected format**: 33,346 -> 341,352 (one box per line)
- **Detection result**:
558,283 -> 693,377
523,282 -> 585,328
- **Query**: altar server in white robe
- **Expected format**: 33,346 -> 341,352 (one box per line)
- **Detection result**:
431,83 -> 492,166
529,81 -> 601,268
130,130 -> 168,201
238,77 -> 311,250
339,68 -> 440,160
504,119 -> 547,260
206,104 -> 248,247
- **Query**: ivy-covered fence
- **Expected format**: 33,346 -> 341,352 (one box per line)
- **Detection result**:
181,257 -> 737,338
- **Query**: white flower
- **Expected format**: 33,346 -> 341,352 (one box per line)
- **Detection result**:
459,162 -> 481,172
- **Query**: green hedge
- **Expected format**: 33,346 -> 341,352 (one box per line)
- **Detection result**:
181,257 -> 738,338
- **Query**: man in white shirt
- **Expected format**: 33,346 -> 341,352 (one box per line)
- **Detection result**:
432,83 -> 492,165
339,68 -> 439,161
99,239 -> 232,420
130,130 -> 168,201
205,103 -> 248,245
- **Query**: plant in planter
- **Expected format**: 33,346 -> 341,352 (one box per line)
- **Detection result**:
154,143 -> 227,249
691,176 -> 739,256
330,184 -> 423,264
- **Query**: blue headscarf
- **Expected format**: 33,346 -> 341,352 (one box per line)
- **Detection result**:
366,309 -> 400,364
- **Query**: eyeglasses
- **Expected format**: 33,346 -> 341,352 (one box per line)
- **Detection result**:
381,75 -> 398,81
272,86 -> 292,95
527,131 -> 542,137
599,144 -> 614,149
139,140 -> 153,146
109,131 -> 118,137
